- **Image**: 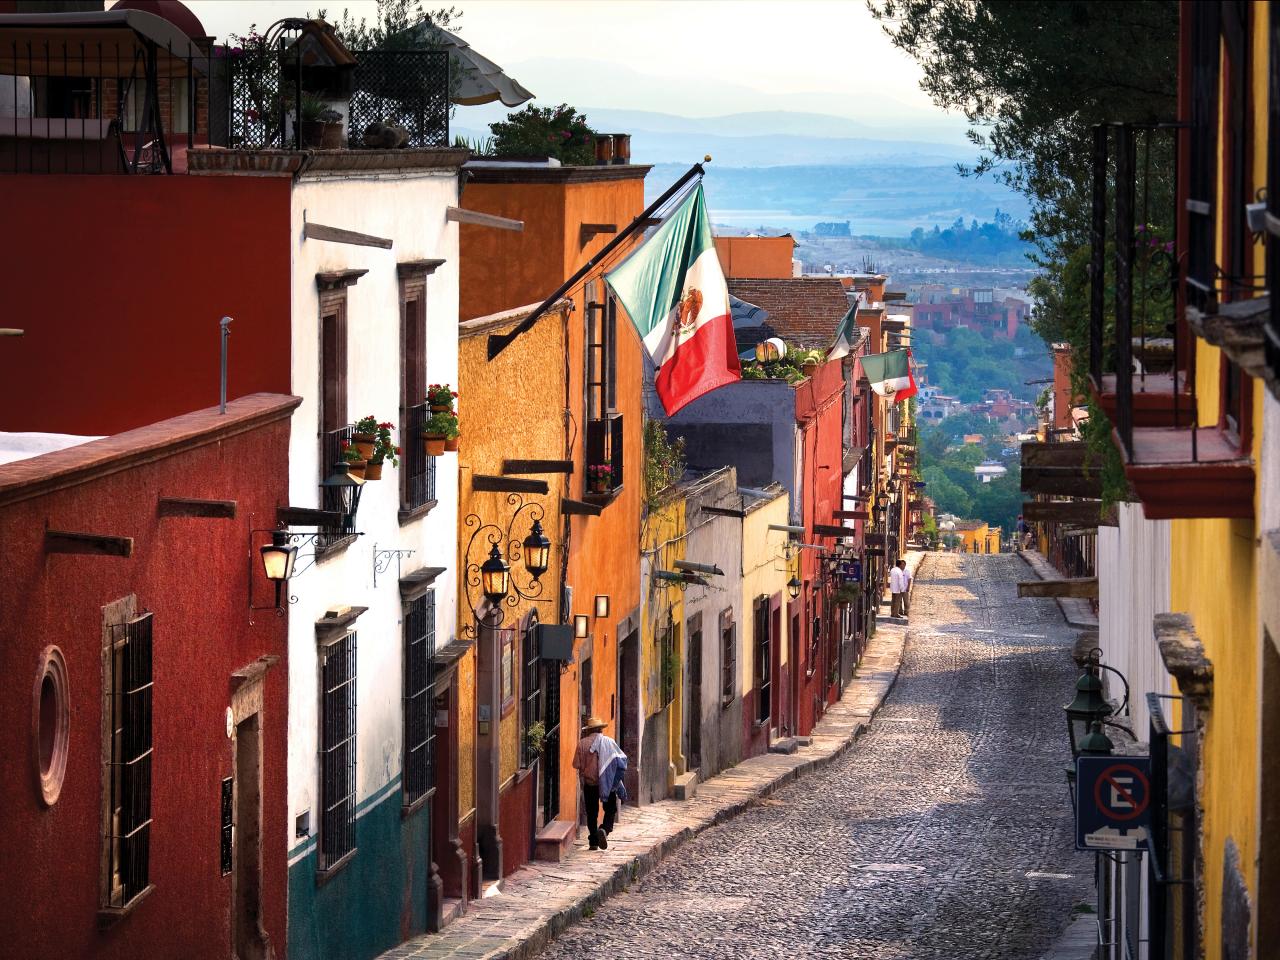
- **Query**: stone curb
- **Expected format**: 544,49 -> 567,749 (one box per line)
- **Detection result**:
1015,549 -> 1099,630
383,559 -> 919,960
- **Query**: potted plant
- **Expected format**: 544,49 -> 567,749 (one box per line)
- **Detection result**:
588,462 -> 613,494
298,93 -> 343,149
798,349 -> 824,377
339,439 -> 367,479
427,383 -> 457,414
523,720 -> 546,759
366,422 -> 399,481
833,584 -> 858,607
444,416 -> 461,453
352,414 -> 379,460
423,411 -> 454,456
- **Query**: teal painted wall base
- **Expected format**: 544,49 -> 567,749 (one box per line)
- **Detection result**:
288,777 -> 431,960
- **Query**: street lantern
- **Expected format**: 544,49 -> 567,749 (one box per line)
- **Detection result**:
259,530 -> 298,608
522,518 -> 550,580
787,576 -> 802,600
1065,656 -> 1113,757
1077,720 -> 1114,756
480,542 -> 510,604
321,461 -> 365,526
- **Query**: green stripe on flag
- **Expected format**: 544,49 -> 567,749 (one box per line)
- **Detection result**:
860,349 -> 910,383
605,183 -> 715,341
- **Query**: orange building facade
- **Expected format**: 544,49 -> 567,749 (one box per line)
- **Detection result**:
713,234 -> 795,278
457,161 -> 648,861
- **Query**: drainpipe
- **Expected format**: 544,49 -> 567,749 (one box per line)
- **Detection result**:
219,316 -> 232,414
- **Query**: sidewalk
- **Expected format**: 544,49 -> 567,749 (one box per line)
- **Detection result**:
1017,548 -> 1099,629
380,560 -> 920,960
879,548 -> 927,622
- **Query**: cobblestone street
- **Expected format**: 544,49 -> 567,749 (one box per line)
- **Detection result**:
537,553 -> 1093,960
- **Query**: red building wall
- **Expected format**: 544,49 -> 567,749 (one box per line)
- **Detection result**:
0,176 -> 292,435
0,395 -> 297,960
794,361 -> 845,735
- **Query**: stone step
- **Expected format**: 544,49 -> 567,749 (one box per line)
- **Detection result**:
534,818 -> 578,862
673,771 -> 698,800
768,737 -> 799,754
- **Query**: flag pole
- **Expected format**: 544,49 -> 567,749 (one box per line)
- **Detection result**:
486,158 -> 709,361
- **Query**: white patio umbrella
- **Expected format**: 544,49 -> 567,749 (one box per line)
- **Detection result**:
399,24 -> 533,107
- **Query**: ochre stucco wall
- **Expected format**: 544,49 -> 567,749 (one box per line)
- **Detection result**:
714,235 -> 795,279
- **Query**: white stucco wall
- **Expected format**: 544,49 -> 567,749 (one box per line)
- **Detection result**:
284,168 -> 461,858
1097,502 -> 1173,740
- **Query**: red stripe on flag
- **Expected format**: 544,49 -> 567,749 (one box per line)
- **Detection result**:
654,312 -> 741,415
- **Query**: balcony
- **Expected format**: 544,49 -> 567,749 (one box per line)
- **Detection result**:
584,413 -> 624,506
1086,123 -> 1197,430
1086,122 -> 1254,519
319,424 -> 358,554
0,12 -> 449,175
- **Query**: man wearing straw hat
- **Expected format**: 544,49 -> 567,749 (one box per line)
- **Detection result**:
573,716 -> 627,850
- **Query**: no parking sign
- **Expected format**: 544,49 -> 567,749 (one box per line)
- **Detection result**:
1074,755 -> 1152,851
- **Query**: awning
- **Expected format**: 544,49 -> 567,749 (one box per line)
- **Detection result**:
0,9 -> 208,78
396,24 -> 532,107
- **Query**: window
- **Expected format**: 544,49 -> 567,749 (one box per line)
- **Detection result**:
754,598 -> 770,725
660,616 -> 677,707
320,634 -> 357,871
720,609 -> 736,706
399,266 -> 436,514
105,613 -> 153,910
585,282 -> 623,498
317,273 -> 360,548
521,616 -> 543,768
403,593 -> 436,808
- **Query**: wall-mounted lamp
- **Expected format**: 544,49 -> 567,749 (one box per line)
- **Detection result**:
673,559 -> 724,576
575,614 -> 590,638
260,531 -> 298,608
321,462 -> 365,526
594,595 -> 610,618
787,576 -> 802,600
481,543 -> 510,604
523,519 -> 551,581
769,523 -> 806,536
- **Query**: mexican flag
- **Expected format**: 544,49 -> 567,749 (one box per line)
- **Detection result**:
827,301 -> 860,360
605,183 -> 741,415
859,349 -> 917,401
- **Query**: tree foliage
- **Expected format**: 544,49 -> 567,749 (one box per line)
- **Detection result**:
319,0 -> 462,49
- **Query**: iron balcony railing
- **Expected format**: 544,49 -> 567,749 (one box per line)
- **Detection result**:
585,413 -> 624,497
224,27 -> 449,151
402,401 -> 437,512
1087,121 -> 1199,463
319,424 -> 356,551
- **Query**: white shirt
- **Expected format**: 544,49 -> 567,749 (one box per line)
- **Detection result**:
889,567 -> 906,594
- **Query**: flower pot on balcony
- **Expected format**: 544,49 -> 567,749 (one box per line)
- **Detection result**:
424,434 -> 446,457
300,120 -> 343,149
346,458 -> 368,480
352,433 -> 377,460
590,479 -> 608,494
444,436 -> 460,452
364,459 -> 384,481
430,403 -> 451,414
801,361 -> 818,377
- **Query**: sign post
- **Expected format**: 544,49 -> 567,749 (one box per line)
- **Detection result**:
1074,755 -> 1152,851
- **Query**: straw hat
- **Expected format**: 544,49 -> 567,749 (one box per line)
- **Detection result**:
583,716 -> 607,732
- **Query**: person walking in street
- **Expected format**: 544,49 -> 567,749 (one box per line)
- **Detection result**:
573,716 -> 627,850
889,559 -> 907,619
899,558 -> 913,618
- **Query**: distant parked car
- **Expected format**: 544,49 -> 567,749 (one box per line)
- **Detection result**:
1001,447 -> 1018,458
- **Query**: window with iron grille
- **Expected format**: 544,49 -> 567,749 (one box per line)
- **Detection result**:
105,612 -> 154,909
318,281 -> 355,550
320,634 -> 358,871
720,609 -> 736,706
1186,0 -> 1221,302
659,616 -> 677,707
754,598 -> 770,725
403,593 -> 436,808
585,284 -> 623,495
399,270 -> 437,514
522,617 -> 543,768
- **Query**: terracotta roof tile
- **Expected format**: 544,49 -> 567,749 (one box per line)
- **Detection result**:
727,278 -> 852,351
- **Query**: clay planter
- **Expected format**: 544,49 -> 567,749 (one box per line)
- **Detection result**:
801,361 -> 818,377
590,479 -> 608,494
429,403 -> 451,414
346,458 -> 368,480
424,435 -> 447,457
444,436 -> 460,452
364,460 -> 384,481
300,120 -> 342,149
352,433 -> 377,460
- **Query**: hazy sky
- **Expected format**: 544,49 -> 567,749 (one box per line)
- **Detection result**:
178,1 -> 962,136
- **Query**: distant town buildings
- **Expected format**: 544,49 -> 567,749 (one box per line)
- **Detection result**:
908,284 -> 1030,339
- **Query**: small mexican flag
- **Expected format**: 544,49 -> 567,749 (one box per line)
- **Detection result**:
605,183 -> 741,415
827,301 -> 860,360
859,349 -> 917,401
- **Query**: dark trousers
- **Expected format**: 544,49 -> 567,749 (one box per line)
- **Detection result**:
582,782 -> 617,843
